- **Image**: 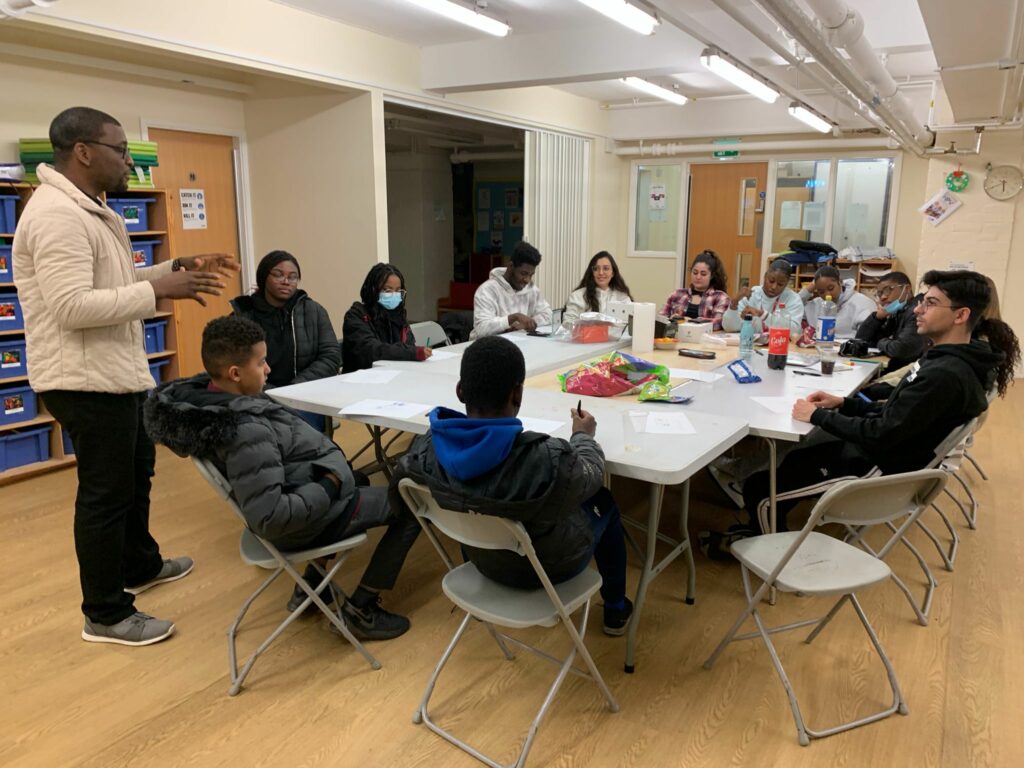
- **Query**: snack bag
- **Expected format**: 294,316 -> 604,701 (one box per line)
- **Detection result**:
558,351 -> 665,397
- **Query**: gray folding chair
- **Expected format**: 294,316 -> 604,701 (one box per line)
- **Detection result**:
409,320 -> 451,348
191,457 -> 381,695
704,470 -> 947,746
397,479 -> 619,768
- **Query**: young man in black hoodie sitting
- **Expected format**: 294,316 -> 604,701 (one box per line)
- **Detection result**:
390,335 -> 632,635
854,271 -> 928,373
707,270 -> 1018,553
144,315 -> 420,640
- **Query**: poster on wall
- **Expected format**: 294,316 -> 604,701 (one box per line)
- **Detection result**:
490,231 -> 503,249
477,215 -> 489,232
510,211 -> 523,228
478,187 -> 491,209
179,188 -> 208,230
779,200 -> 802,229
919,189 -> 962,227
802,201 -> 825,230
648,184 -> 666,209
505,189 -> 519,209
492,211 -> 505,230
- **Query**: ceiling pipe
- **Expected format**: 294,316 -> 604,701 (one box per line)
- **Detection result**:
923,127 -> 984,156
450,151 -> 524,163
801,0 -> 935,147
613,137 -> 892,157
754,0 -> 928,155
0,0 -> 55,19
1000,0 -> 1024,122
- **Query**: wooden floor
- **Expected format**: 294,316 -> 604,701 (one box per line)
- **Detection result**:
2,391 -> 1023,768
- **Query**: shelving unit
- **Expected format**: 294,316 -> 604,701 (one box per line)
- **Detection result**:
790,258 -> 897,297
0,182 -> 180,484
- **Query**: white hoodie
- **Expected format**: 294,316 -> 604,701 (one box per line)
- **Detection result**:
471,267 -> 553,339
800,278 -> 876,339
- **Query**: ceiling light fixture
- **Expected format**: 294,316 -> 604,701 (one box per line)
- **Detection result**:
406,0 -> 511,37
700,49 -> 779,104
576,0 -> 659,35
788,103 -> 832,133
620,77 -> 688,106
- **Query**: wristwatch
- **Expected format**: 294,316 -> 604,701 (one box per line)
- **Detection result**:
171,258 -> 183,272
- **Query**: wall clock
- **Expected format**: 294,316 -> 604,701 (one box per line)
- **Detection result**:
983,164 -> 1024,201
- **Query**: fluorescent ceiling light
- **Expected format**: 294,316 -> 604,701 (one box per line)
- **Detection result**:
576,0 -> 659,35
700,50 -> 779,104
406,0 -> 510,37
788,103 -> 832,133
621,77 -> 688,106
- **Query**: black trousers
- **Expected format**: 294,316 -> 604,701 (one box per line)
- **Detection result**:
41,390 -> 164,625
741,436 -> 874,534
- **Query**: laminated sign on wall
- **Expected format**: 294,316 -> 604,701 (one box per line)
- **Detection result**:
180,188 -> 208,230
649,184 -> 666,210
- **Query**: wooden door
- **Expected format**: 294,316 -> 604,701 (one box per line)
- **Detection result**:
686,162 -> 768,295
149,128 -> 242,376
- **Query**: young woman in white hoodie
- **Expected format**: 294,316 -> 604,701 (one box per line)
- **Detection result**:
800,264 -> 876,338
721,258 -> 803,336
561,251 -> 633,328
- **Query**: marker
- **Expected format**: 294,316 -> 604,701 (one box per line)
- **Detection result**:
425,337 -> 431,347
754,348 -> 765,356
793,370 -> 821,377
577,399 -> 583,417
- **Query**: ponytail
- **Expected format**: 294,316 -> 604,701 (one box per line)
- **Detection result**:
976,318 -> 1021,397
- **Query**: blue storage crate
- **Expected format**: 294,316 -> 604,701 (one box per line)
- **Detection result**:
0,425 -> 52,471
0,384 -> 36,426
107,197 -> 155,232
0,338 -> 27,380
130,239 -> 161,269
148,358 -> 171,385
0,292 -> 23,330
0,243 -> 12,282
62,429 -> 74,456
0,195 -> 16,233
144,319 -> 168,354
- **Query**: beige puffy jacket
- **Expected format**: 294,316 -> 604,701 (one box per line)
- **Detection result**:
12,164 -> 172,393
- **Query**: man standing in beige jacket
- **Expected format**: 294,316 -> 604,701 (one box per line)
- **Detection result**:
13,107 -> 237,646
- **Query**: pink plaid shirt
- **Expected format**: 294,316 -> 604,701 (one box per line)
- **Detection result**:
661,287 -> 731,330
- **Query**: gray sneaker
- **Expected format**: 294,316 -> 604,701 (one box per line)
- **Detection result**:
82,612 -> 175,646
125,556 -> 194,595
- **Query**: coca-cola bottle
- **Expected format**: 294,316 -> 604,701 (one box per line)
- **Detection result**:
767,303 -> 790,370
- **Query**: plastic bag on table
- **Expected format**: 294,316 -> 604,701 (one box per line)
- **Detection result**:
566,311 -> 627,344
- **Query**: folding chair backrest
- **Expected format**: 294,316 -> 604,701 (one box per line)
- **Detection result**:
927,419 -> 978,468
811,469 -> 948,529
398,478 -> 527,555
409,321 -> 451,348
191,456 -> 251,529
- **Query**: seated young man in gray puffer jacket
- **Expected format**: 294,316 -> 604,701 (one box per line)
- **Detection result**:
144,315 -> 419,640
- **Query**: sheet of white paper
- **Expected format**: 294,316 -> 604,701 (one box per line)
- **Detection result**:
669,368 -> 723,383
790,382 -> 848,394
426,349 -> 459,361
534,325 -> 553,334
803,201 -> 825,229
644,412 -> 696,435
519,417 -> 565,435
340,399 -> 430,419
340,369 -> 401,385
780,200 -> 802,229
751,396 -> 796,415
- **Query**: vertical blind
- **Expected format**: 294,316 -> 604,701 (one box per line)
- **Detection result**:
524,131 -> 591,313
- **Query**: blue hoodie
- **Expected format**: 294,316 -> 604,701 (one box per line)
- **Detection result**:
428,406 -> 524,482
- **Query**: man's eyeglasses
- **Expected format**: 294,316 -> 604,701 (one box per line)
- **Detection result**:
920,297 -> 962,311
82,141 -> 131,160
269,271 -> 300,284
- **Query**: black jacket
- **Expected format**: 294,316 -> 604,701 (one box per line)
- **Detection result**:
231,291 -> 341,388
342,301 -> 422,373
855,293 -> 928,372
811,340 -> 999,473
144,374 -> 356,550
390,430 -> 604,588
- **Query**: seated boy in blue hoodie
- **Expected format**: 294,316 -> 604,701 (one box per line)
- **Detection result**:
145,315 -> 419,640
390,335 -> 632,635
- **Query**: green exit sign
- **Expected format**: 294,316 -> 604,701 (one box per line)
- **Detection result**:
713,150 -> 740,158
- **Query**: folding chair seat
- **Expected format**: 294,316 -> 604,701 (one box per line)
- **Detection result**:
398,479 -> 619,768
704,470 -> 947,746
191,457 -> 381,695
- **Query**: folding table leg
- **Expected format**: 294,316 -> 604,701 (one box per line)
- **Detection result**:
625,483 -> 665,673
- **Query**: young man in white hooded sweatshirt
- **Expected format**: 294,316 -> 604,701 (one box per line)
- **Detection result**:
471,241 -> 552,339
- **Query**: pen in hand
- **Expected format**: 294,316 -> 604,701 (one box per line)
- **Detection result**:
577,399 -> 583,417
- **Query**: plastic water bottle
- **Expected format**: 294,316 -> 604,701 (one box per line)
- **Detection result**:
767,303 -> 790,370
816,295 -> 837,342
739,316 -> 755,361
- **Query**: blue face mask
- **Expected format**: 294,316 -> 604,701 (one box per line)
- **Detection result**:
378,292 -> 403,310
883,287 -> 907,314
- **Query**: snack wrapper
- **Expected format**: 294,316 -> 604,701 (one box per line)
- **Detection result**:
558,351 -> 668,397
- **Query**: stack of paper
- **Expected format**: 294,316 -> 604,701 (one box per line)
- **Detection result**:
19,139 -> 159,188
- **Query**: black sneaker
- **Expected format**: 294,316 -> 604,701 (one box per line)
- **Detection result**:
340,595 -> 410,640
286,564 -> 338,613
602,598 -> 633,637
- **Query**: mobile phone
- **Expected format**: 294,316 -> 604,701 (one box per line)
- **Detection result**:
678,349 -> 716,360
527,331 -> 550,337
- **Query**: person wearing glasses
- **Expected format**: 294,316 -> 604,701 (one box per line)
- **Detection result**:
342,263 -> 432,373
12,107 -> 238,646
561,251 -> 633,329
230,250 -> 341,421
854,271 -> 927,372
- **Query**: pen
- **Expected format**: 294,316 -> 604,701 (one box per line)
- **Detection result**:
793,370 -> 821,377
425,337 -> 431,347
577,399 -> 583,417
754,349 -> 765,356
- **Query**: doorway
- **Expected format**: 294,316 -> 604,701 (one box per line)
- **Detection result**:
148,128 -> 243,376
686,162 -> 768,294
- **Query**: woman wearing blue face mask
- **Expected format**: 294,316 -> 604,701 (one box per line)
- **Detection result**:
854,271 -> 928,372
342,263 -> 432,373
